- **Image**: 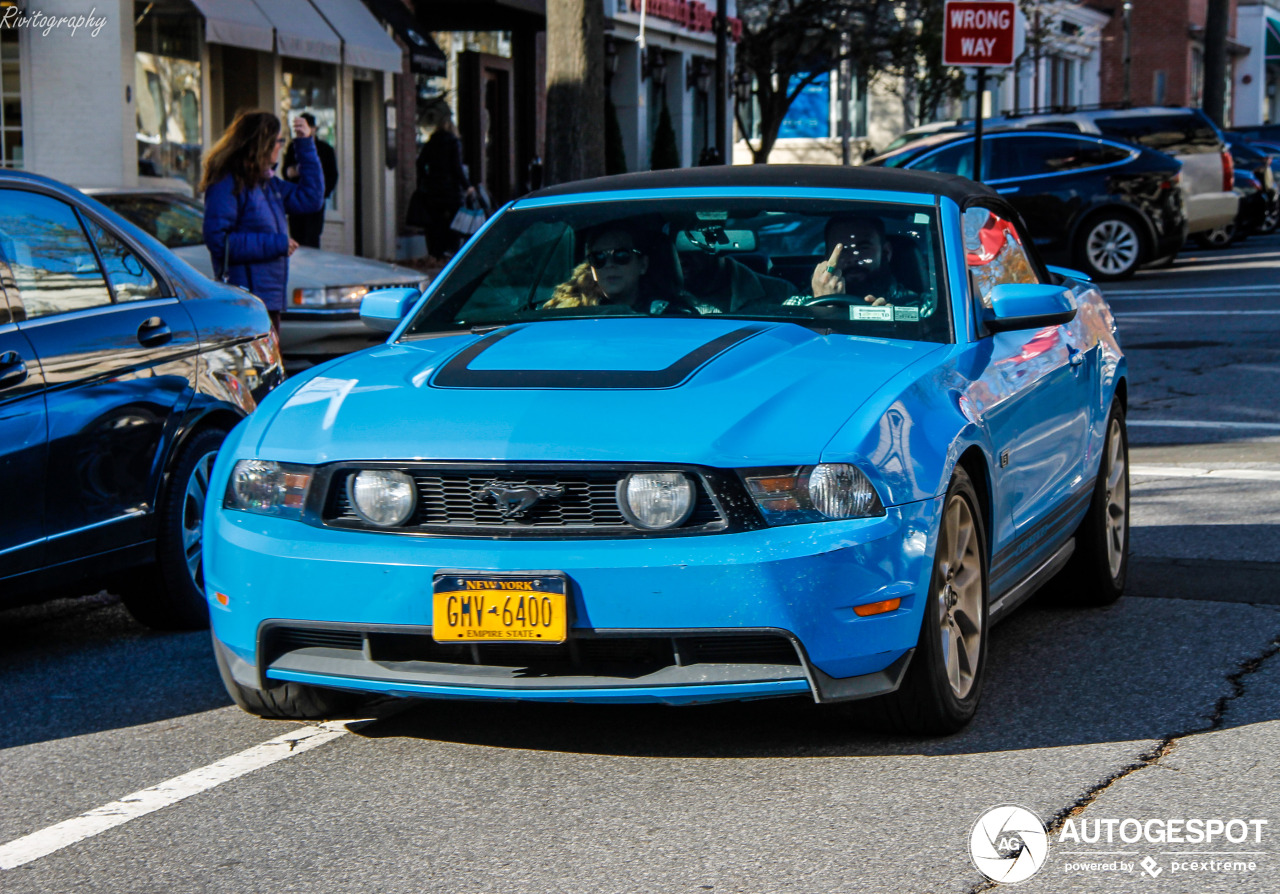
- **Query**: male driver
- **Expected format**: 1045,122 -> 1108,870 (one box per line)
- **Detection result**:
810,215 -> 920,306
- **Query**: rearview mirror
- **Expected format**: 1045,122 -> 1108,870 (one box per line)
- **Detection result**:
360,287 -> 420,332
984,283 -> 1077,333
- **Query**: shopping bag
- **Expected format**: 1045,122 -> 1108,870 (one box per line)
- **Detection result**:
450,195 -> 487,236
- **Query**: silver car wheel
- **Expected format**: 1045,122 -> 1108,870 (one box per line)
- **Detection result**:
935,492 -> 984,700
1086,219 -> 1140,276
1103,416 -> 1128,578
182,451 -> 218,589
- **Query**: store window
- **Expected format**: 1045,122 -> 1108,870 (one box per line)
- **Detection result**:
135,0 -> 202,187
281,59 -> 338,210
1,27 -> 22,168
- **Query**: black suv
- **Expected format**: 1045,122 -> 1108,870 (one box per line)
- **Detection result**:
0,171 -> 284,629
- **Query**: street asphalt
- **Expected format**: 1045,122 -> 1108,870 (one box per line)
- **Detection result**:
2,233 -> 1278,893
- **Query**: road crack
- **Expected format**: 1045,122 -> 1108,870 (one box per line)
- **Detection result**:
962,631 -> 1280,894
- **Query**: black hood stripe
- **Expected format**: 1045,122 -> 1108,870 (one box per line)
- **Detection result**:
431,324 -> 770,390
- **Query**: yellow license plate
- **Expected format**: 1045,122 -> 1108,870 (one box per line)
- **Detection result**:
431,571 -> 568,643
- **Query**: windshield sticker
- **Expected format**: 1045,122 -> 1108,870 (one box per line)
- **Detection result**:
894,306 -> 920,322
852,306 -> 894,322
914,213 -> 930,224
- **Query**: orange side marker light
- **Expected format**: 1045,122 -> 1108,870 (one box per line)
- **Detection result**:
853,598 -> 901,617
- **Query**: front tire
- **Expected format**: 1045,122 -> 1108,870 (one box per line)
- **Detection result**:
866,468 -> 989,735
1058,405 -> 1129,605
1077,215 -> 1143,281
120,427 -> 227,630
213,636 -> 363,719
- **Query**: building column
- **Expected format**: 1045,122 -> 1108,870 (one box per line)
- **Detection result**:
669,48 -> 692,167
613,39 -> 642,172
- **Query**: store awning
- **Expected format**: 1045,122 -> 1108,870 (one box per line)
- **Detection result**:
1268,17 -> 1280,62
309,0 -> 404,72
364,0 -> 448,75
251,0 -> 342,63
188,0 -> 273,52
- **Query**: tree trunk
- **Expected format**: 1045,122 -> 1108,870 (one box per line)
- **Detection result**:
1203,0 -> 1230,126
545,0 -> 605,184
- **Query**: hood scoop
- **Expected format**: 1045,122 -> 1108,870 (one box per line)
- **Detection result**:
430,322 -> 770,390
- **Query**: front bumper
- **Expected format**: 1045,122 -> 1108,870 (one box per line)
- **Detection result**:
206,497 -> 941,706
278,310 -> 383,356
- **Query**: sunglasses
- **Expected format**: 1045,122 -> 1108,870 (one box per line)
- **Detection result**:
275,137 -> 287,146
587,248 -> 643,268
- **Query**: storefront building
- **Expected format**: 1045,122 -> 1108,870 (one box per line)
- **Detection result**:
1236,0 -> 1280,125
4,0 -> 406,260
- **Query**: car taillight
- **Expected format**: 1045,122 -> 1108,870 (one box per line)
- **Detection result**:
1160,172 -> 1181,190
1222,150 -> 1234,192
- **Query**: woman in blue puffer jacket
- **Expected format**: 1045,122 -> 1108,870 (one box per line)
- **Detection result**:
200,110 -> 325,337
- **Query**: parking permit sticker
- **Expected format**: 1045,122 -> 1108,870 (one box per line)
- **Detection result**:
851,306 -> 893,322
894,306 -> 920,322
914,213 -> 930,224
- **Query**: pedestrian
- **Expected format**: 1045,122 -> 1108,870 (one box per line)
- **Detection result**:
283,112 -> 338,247
410,104 -> 474,262
200,110 -> 324,340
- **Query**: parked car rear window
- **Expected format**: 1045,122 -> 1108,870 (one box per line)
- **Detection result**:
95,193 -> 206,248
1095,113 -> 1221,154
403,198 -> 954,343
991,136 -> 1131,180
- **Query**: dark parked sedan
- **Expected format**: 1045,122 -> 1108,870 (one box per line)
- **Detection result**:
0,171 -> 284,629
870,130 -> 1187,280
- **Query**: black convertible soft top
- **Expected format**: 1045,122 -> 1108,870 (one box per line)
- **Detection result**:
525,164 -> 998,205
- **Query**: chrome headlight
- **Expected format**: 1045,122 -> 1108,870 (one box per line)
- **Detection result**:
742,463 -> 884,526
225,460 -> 313,518
348,470 -> 416,527
290,284 -> 372,307
617,472 -> 695,530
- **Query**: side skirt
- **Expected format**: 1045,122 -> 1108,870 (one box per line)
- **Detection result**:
988,537 -> 1076,625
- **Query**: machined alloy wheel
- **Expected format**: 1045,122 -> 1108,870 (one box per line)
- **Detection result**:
182,451 -> 218,591
935,489 -> 984,700
1102,415 -> 1128,580
1084,218 -> 1141,278
1196,224 -> 1236,249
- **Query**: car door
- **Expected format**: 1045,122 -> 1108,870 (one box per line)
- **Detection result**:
0,187 -> 199,565
0,282 -> 47,582
962,206 -> 1091,592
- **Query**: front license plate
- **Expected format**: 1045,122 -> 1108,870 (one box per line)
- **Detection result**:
431,571 -> 569,643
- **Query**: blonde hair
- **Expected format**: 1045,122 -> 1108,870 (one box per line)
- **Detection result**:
199,110 -> 281,195
541,262 -> 606,308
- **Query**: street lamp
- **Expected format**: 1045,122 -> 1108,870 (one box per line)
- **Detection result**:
648,48 -> 667,88
734,67 -> 753,104
604,35 -> 619,82
687,57 -> 713,94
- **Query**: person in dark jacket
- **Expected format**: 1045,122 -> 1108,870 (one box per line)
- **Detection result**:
283,112 -> 338,247
413,106 -> 474,261
200,110 -> 324,338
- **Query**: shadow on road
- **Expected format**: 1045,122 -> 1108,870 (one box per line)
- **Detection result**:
354,592 -> 1280,759
0,593 -> 231,751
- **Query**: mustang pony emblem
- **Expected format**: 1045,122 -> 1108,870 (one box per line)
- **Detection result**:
479,482 -> 565,518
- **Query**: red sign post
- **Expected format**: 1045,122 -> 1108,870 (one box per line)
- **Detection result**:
942,0 -> 1017,181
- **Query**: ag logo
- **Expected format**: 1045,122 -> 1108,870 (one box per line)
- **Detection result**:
969,805 -> 1049,884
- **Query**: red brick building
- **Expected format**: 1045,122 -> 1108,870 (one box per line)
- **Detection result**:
1086,0 -> 1248,113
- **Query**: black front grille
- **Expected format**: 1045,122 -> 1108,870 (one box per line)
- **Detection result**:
265,626 -> 802,676
323,466 -> 726,536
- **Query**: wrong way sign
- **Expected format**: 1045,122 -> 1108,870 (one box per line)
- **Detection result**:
943,0 -> 1016,67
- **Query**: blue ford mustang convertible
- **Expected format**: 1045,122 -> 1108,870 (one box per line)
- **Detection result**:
205,167 -> 1128,733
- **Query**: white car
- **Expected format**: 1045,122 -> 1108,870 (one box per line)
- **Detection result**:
85,188 -> 430,358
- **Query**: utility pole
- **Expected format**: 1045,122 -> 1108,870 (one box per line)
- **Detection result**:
545,0 -> 606,184
1203,0 -> 1230,125
1122,1 -> 1132,106
715,0 -> 727,163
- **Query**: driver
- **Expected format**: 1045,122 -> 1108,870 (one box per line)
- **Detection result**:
809,215 -> 920,306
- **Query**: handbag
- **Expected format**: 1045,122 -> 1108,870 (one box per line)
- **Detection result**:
219,189 -> 242,283
450,194 -> 486,237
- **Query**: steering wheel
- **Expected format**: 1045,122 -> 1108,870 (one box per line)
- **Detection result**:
802,295 -> 871,308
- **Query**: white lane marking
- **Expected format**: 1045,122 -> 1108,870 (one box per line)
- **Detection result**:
1130,420 -> 1280,432
0,721 -> 356,871
1131,464 -> 1280,482
1107,284 -> 1280,297
1115,310 -> 1280,317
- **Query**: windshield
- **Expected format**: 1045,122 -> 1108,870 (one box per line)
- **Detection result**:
402,198 -> 952,343
96,193 -> 206,248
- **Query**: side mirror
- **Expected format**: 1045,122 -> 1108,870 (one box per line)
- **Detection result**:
984,283 -> 1077,333
360,287 -> 420,332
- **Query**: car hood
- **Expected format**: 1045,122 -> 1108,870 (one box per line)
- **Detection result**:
254,317 -> 948,467
171,245 -> 423,290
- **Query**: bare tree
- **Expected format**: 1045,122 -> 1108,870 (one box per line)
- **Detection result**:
734,0 -> 903,163
545,0 -> 606,184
